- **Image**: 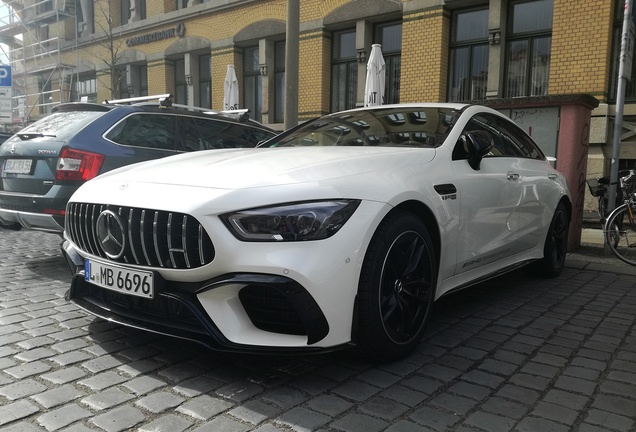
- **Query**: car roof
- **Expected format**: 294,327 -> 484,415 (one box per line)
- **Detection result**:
52,94 -> 273,131
322,102 -> 512,124
332,102 -> 471,114
51,102 -> 268,126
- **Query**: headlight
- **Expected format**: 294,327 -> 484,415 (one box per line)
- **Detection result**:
221,200 -> 361,241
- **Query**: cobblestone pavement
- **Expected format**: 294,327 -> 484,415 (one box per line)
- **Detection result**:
0,229 -> 635,432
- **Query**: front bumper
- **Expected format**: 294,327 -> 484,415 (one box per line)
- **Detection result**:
60,198 -> 388,353
62,241 -> 339,355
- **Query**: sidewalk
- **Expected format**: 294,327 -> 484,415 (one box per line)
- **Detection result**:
567,226 -> 636,275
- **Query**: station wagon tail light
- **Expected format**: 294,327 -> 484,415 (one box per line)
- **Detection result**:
55,148 -> 105,181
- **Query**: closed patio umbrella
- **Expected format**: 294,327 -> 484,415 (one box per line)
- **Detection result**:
223,65 -> 239,111
364,44 -> 385,107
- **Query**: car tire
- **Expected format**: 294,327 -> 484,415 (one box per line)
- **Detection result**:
534,202 -> 569,278
355,211 -> 437,362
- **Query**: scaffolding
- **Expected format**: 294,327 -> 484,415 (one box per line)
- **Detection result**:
0,0 -> 78,128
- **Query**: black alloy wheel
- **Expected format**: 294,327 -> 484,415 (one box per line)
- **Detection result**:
535,202 -> 569,277
355,211 -> 437,361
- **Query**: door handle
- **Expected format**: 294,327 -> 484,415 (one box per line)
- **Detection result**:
507,172 -> 520,181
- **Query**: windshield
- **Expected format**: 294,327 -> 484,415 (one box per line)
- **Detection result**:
267,107 -> 460,148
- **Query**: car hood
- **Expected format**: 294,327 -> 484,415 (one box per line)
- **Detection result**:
93,147 -> 437,189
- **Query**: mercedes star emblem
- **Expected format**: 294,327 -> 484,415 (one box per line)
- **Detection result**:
95,210 -> 126,259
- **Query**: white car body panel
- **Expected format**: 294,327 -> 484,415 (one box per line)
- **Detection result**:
62,103 -> 571,354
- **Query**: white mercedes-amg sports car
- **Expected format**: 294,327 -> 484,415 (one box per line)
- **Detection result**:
61,103 -> 571,361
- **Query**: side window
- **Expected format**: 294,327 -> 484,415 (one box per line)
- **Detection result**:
453,114 -> 506,159
178,117 -> 265,151
244,127 -> 275,145
106,114 -> 177,151
497,119 -> 545,160
473,115 -> 514,157
454,113 -> 542,159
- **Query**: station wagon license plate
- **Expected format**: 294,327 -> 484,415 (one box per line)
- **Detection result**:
4,159 -> 32,174
85,259 -> 153,299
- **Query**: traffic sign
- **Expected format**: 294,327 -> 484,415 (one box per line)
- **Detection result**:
0,66 -> 12,123
0,65 -> 11,87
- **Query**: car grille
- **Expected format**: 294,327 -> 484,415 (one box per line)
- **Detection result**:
66,202 -> 215,269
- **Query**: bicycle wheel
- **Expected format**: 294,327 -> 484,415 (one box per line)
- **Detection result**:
605,203 -> 636,265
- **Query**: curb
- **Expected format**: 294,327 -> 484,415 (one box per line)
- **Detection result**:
565,257 -> 636,275
566,235 -> 636,275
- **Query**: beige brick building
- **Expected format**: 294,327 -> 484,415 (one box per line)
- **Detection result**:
1,0 -> 634,206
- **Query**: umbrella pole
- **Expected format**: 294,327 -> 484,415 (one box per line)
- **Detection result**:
285,0 -> 299,128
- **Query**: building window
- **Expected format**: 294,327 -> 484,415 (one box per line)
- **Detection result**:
376,22 -> 402,105
139,65 -> 148,96
39,25 -> 50,48
38,78 -> 53,114
115,67 -> 128,99
448,8 -> 489,101
74,77 -> 97,103
274,41 -> 285,123
177,0 -> 188,9
174,58 -> 188,105
199,54 -> 211,109
137,0 -> 146,19
121,0 -> 130,24
127,65 -> 148,97
610,0 -> 636,101
76,0 -> 84,37
244,46 -> 262,122
121,0 -> 145,24
505,0 -> 553,98
75,0 -> 95,37
38,0 -> 53,13
331,29 -> 357,112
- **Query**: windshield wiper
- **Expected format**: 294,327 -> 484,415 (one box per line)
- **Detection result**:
17,132 -> 56,140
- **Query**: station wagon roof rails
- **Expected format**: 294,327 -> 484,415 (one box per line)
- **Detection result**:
204,108 -> 251,122
220,109 -> 250,116
147,102 -> 250,120
170,103 -> 218,113
103,94 -> 173,107
169,104 -> 252,122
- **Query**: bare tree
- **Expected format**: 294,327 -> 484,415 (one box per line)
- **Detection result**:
88,0 -> 128,99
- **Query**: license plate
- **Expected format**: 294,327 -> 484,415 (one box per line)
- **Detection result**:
85,259 -> 154,299
4,159 -> 32,174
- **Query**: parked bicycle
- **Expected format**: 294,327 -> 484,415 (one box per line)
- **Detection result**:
603,169 -> 636,265
586,172 -> 626,222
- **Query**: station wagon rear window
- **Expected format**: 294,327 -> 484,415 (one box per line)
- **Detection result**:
12,111 -> 104,139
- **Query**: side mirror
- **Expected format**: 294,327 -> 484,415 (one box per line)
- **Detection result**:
463,130 -> 493,170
